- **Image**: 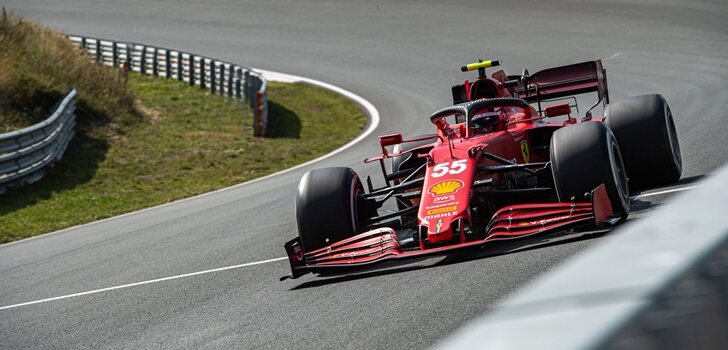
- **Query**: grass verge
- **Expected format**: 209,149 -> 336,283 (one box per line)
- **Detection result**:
0,75 -> 366,243
0,10 -> 137,133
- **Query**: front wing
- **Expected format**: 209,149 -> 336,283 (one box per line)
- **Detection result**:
281,184 -> 615,280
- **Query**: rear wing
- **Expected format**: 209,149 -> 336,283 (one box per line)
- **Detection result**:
511,60 -> 609,105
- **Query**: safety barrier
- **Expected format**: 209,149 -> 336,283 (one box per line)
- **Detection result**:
438,166 -> 728,349
68,35 -> 268,136
0,90 -> 76,194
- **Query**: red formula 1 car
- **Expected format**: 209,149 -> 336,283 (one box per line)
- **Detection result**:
281,59 -> 682,280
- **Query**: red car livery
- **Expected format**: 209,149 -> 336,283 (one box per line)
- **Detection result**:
281,59 -> 682,280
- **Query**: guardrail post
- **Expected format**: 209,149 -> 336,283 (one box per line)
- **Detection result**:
228,65 -> 234,97
95,39 -> 101,63
211,61 -> 217,94
219,63 -> 225,95
81,37 -> 86,53
140,46 -> 147,75
126,44 -> 131,71
244,70 -> 251,102
255,91 -> 265,137
189,54 -> 195,86
236,68 -> 242,100
112,42 -> 118,67
175,52 -> 182,81
152,47 -> 158,76
219,64 -> 224,95
200,58 -> 206,89
165,50 -> 171,78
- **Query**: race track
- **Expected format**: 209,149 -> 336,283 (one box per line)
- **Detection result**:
1,1 -> 727,348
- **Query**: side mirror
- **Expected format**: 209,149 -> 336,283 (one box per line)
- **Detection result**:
544,103 -> 572,118
379,133 -> 403,148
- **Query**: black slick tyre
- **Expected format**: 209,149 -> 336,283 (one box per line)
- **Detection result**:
605,94 -> 681,190
550,122 -> 629,220
295,167 -> 363,252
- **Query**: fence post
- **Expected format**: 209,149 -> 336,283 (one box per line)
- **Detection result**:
200,58 -> 206,89
244,70 -> 251,102
152,47 -> 158,76
255,88 -> 267,137
95,39 -> 101,63
211,61 -> 217,94
165,50 -> 171,78
189,54 -> 195,86
140,46 -> 147,74
228,64 -> 234,97
125,44 -> 131,70
81,37 -> 87,53
220,63 -> 225,95
236,68 -> 242,100
176,52 -> 183,81
112,42 -> 118,67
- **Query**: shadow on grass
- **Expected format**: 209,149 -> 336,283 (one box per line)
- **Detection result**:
0,132 -> 108,216
1,87 -> 66,128
265,100 -> 301,138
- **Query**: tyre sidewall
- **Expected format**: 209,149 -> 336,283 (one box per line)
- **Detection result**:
295,167 -> 362,252
550,122 -> 629,218
605,94 -> 681,189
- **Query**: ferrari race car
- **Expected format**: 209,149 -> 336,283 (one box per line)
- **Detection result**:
281,59 -> 682,280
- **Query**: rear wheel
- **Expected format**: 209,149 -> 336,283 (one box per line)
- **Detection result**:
605,94 -> 681,190
550,122 -> 629,220
295,167 -> 364,252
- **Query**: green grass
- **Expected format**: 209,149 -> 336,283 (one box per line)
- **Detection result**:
0,11 -> 366,243
0,76 -> 366,243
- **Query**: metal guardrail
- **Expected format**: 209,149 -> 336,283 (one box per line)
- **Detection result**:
437,166 -> 728,349
0,90 -> 76,195
68,35 -> 269,136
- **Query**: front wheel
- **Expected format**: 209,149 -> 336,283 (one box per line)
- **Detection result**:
295,167 -> 364,252
550,122 -> 629,220
605,94 -> 682,190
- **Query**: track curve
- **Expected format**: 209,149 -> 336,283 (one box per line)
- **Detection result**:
1,1 -> 727,349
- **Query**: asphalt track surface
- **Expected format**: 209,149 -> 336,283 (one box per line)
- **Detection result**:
1,1 -> 727,349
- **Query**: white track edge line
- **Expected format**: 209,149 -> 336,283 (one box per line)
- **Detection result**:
2,70 -> 380,248
0,257 -> 288,310
631,185 -> 697,199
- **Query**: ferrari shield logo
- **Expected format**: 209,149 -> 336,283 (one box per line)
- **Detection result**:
520,141 -> 530,163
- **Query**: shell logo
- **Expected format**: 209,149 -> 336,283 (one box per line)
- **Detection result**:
428,180 -> 464,196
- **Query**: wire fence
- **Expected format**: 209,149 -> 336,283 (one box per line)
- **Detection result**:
68,35 -> 268,136
0,89 -> 76,195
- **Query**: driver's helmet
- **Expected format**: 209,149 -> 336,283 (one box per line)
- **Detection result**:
471,111 -> 501,133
